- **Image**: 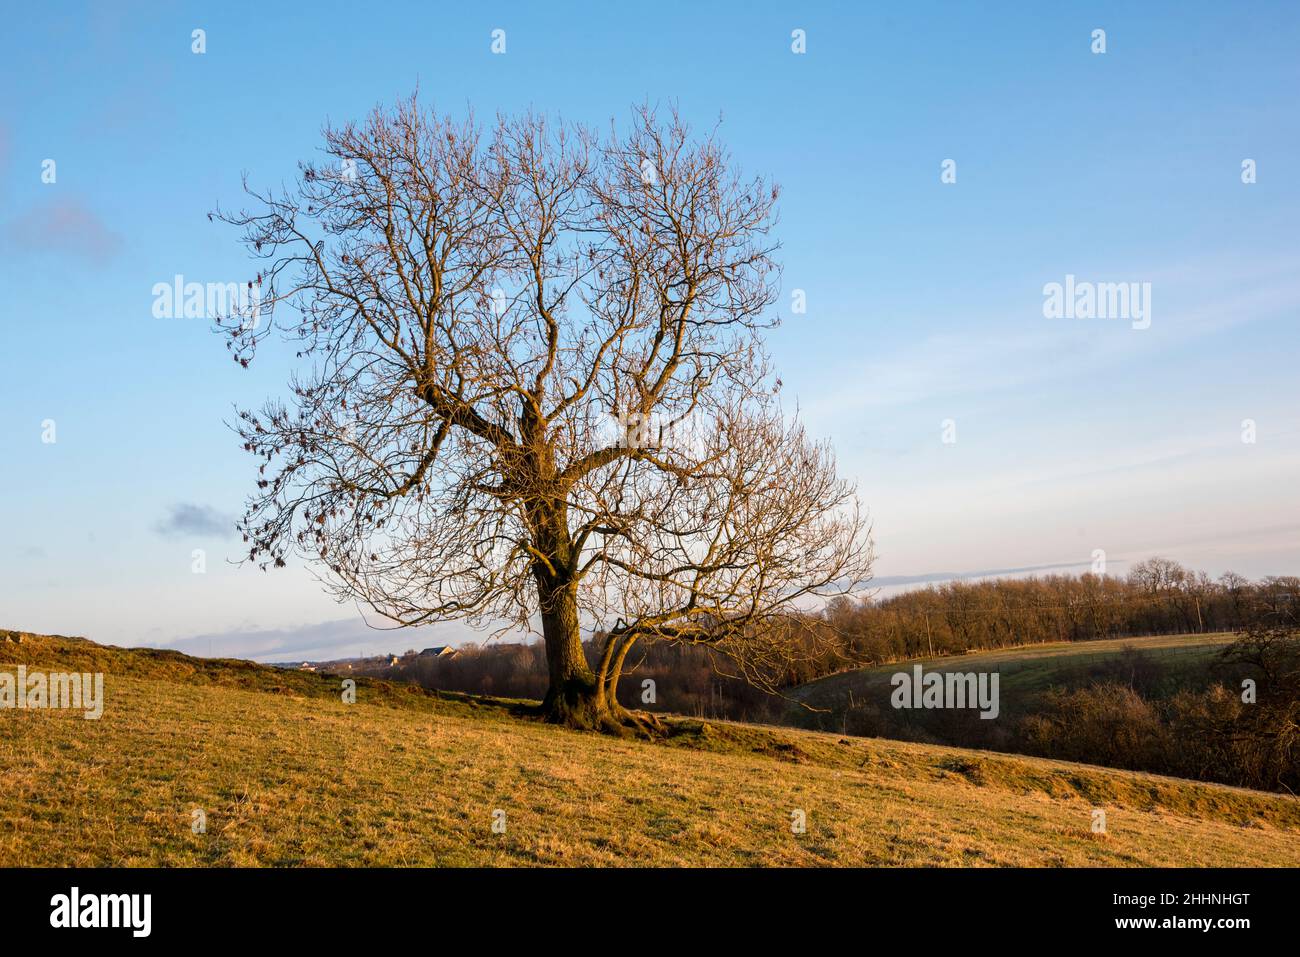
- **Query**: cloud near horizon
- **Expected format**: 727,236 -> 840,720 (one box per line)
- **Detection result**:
168,616 -> 481,663
871,559 -> 1127,588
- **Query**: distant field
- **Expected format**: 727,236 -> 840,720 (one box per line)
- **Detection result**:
3,630 -> 1297,867
791,632 -> 1235,718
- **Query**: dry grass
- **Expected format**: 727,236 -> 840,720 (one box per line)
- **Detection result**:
2,630 -> 1298,866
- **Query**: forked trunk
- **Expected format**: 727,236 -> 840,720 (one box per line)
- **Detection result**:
536,574 -> 608,729
529,492 -> 638,733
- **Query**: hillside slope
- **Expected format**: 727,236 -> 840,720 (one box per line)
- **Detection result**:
2,630 -> 1297,866
790,632 -> 1234,719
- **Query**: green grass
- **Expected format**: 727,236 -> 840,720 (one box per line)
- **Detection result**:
791,632 -> 1235,715
3,629 -> 1298,866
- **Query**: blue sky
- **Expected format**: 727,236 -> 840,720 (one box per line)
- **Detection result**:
2,1 -> 1297,660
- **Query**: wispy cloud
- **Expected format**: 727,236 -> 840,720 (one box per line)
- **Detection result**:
871,559 -> 1123,588
170,617 -> 477,663
154,504 -> 237,540
802,254 -> 1300,427
3,197 -> 124,265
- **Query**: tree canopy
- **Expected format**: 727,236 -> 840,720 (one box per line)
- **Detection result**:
214,97 -> 873,731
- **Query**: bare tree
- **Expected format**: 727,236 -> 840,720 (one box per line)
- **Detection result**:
213,96 -> 873,732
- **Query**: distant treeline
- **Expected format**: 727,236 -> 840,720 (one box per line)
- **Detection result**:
354,559 -> 1300,723
817,558 -> 1300,675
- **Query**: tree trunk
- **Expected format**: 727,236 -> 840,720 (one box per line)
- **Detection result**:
536,573 -> 607,729
527,488 -> 632,732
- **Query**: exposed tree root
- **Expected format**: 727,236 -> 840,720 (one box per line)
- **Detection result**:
537,689 -> 668,739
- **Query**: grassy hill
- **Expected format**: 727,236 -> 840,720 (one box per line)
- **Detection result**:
2,629 -> 1298,866
790,632 -> 1235,719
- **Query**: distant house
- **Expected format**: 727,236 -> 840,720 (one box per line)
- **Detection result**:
418,646 -> 457,659
386,655 -> 401,666
299,662 -> 316,672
